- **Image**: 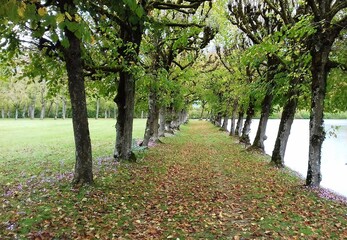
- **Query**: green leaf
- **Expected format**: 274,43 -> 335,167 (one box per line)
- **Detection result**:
51,32 -> 59,43
61,38 -> 70,48
66,21 -> 79,32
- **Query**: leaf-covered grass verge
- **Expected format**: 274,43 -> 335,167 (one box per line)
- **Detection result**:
1,120 -> 347,239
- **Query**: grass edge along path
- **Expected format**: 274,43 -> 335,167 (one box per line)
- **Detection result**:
1,120 -> 347,239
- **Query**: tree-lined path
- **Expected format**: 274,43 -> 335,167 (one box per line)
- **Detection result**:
134,121 -> 347,239
3,120 -> 347,239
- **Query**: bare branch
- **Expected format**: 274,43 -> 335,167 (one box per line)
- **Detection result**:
216,46 -> 234,74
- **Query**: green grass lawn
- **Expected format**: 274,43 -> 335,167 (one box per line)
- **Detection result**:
0,118 -> 146,186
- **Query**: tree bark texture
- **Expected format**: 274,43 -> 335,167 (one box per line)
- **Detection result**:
251,89 -> 273,150
235,110 -> 244,137
114,71 -> 136,161
63,17 -> 93,185
240,98 -> 255,145
40,103 -> 45,120
142,87 -> 160,147
271,81 -> 300,167
165,106 -> 175,134
306,45 -> 331,187
304,0 -> 347,187
169,108 -> 180,131
221,115 -> 229,131
179,110 -> 188,124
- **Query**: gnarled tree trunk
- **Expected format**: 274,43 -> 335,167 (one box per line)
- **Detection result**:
240,98 -> 255,145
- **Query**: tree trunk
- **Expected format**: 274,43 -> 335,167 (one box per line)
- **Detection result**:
40,81 -> 46,120
240,98 -> 255,145
63,16 -> 93,185
235,110 -> 244,137
29,104 -> 35,119
22,106 -> 26,118
142,87 -> 160,147
251,91 -> 273,151
271,82 -> 300,167
181,110 -> 188,124
54,102 -> 59,120
306,45 -> 331,187
15,107 -> 18,120
159,107 -> 166,137
214,112 -> 222,127
165,106 -> 174,134
1,108 -> 4,119
62,98 -> 66,119
113,16 -> 142,162
229,99 -> 238,136
200,101 -> 206,120
95,98 -> 100,119
169,108 -> 180,131
252,57 -> 278,151
114,71 -> 136,161
46,100 -> 54,118
40,102 -> 45,120
221,115 -> 229,131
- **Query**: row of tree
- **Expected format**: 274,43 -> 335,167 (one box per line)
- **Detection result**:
0,0 -> 216,185
0,77 -> 123,119
1,0 -> 346,189
199,0 -> 347,188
